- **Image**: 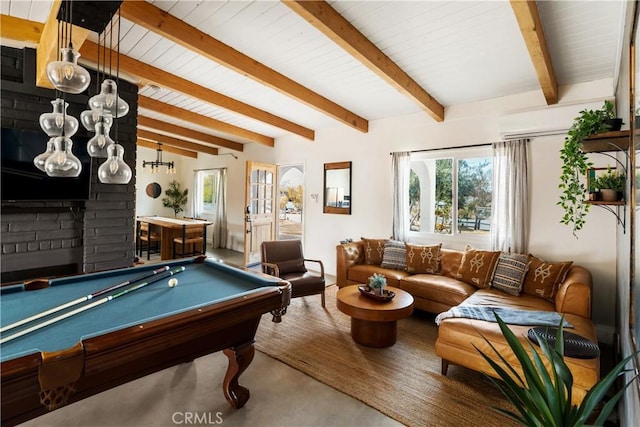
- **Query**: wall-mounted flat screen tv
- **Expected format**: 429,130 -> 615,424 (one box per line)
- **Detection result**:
1,128 -> 92,201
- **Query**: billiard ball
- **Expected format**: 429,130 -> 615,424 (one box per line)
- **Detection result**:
168,278 -> 178,288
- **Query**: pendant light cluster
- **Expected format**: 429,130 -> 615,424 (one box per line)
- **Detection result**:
34,0 -> 131,185
142,143 -> 176,174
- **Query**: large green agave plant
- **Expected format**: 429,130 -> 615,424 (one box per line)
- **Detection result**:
476,315 -> 637,426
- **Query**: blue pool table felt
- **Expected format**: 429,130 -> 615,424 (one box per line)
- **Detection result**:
0,258 -> 282,361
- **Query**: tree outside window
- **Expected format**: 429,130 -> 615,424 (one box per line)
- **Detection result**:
457,158 -> 492,234
409,153 -> 492,237
196,171 -> 219,214
280,185 -> 303,217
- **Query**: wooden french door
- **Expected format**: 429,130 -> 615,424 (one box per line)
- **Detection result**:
244,161 -> 277,266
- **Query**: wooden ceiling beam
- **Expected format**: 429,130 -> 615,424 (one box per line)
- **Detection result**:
138,96 -> 274,147
284,0 -> 445,122
137,116 -> 244,152
138,138 -> 198,158
78,41 -> 314,141
35,0 -> 62,90
0,15 -> 43,45
510,0 -> 558,105
36,1 -> 90,90
137,129 -> 219,156
119,0 -> 368,133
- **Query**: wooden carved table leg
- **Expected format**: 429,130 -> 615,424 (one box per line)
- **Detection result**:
222,342 -> 255,409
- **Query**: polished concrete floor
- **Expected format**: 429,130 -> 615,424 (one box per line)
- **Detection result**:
20,248 -> 401,427
21,350 -> 402,427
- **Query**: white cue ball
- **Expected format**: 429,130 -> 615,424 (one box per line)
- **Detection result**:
168,278 -> 178,288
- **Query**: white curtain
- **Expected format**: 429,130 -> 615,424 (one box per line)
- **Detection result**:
212,168 -> 227,248
392,151 -> 411,241
490,139 -> 529,253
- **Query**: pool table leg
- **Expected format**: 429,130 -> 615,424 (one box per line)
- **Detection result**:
270,306 -> 287,323
222,342 -> 255,409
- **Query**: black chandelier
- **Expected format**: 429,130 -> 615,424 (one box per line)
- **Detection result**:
142,143 -> 175,174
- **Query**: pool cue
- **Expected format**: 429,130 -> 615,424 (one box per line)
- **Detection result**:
0,265 -> 172,336
0,266 -> 186,345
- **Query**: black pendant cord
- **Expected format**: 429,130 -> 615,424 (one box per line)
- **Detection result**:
68,0 -> 74,51
55,18 -> 61,100
109,17 -> 113,80
95,30 -> 102,95
101,29 -> 106,87
59,6 -> 67,138
115,7 -> 121,140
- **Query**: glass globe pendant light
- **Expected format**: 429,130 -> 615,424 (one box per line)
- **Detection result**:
44,136 -> 82,177
33,138 -> 56,172
86,114 -> 115,157
98,143 -> 131,184
80,106 -> 112,132
88,79 -> 129,119
46,46 -> 91,94
39,98 -> 78,137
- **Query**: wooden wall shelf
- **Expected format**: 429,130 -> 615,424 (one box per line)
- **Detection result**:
585,200 -> 626,206
582,130 -> 630,152
584,199 -> 626,230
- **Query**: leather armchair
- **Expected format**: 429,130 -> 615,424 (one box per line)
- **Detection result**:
261,240 -> 326,307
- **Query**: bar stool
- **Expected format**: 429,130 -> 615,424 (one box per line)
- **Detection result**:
173,222 -> 207,258
138,221 -> 161,260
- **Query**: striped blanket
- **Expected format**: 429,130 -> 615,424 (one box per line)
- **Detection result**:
435,306 -> 573,328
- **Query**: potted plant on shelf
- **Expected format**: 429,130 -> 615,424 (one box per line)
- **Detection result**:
558,100 -> 622,237
162,180 -> 188,217
594,167 -> 626,202
601,99 -> 624,132
476,315 -> 638,426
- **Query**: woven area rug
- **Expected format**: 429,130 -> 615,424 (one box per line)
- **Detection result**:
255,285 -> 518,427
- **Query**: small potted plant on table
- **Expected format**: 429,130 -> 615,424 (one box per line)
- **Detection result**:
368,273 -> 387,296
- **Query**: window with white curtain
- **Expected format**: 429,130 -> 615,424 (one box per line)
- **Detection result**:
408,147 -> 492,246
194,169 -> 220,216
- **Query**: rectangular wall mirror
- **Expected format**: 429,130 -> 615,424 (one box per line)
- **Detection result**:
323,161 -> 351,214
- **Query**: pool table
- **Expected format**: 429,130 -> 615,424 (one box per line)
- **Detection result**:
0,256 -> 291,427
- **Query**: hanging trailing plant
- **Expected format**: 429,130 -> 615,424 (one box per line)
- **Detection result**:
558,101 -> 616,237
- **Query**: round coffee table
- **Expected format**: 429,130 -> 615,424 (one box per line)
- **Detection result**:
336,285 -> 414,347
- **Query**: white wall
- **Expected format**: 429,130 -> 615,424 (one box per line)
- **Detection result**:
135,79 -> 620,341
135,146 -> 185,218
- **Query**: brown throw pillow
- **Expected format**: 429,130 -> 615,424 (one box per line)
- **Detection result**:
523,256 -> 573,301
361,237 -> 386,265
406,243 -> 442,274
457,248 -> 500,289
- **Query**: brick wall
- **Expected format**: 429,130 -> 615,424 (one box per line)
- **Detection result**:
1,46 -> 138,281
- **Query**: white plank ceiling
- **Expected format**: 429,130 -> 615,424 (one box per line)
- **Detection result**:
0,0 -> 630,152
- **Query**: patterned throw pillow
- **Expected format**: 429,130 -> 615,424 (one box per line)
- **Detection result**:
491,253 -> 530,296
523,256 -> 573,301
361,238 -> 386,265
406,243 -> 442,274
457,248 -> 501,289
380,240 -> 407,270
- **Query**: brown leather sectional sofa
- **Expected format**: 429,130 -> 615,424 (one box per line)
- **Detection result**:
336,240 -> 599,404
